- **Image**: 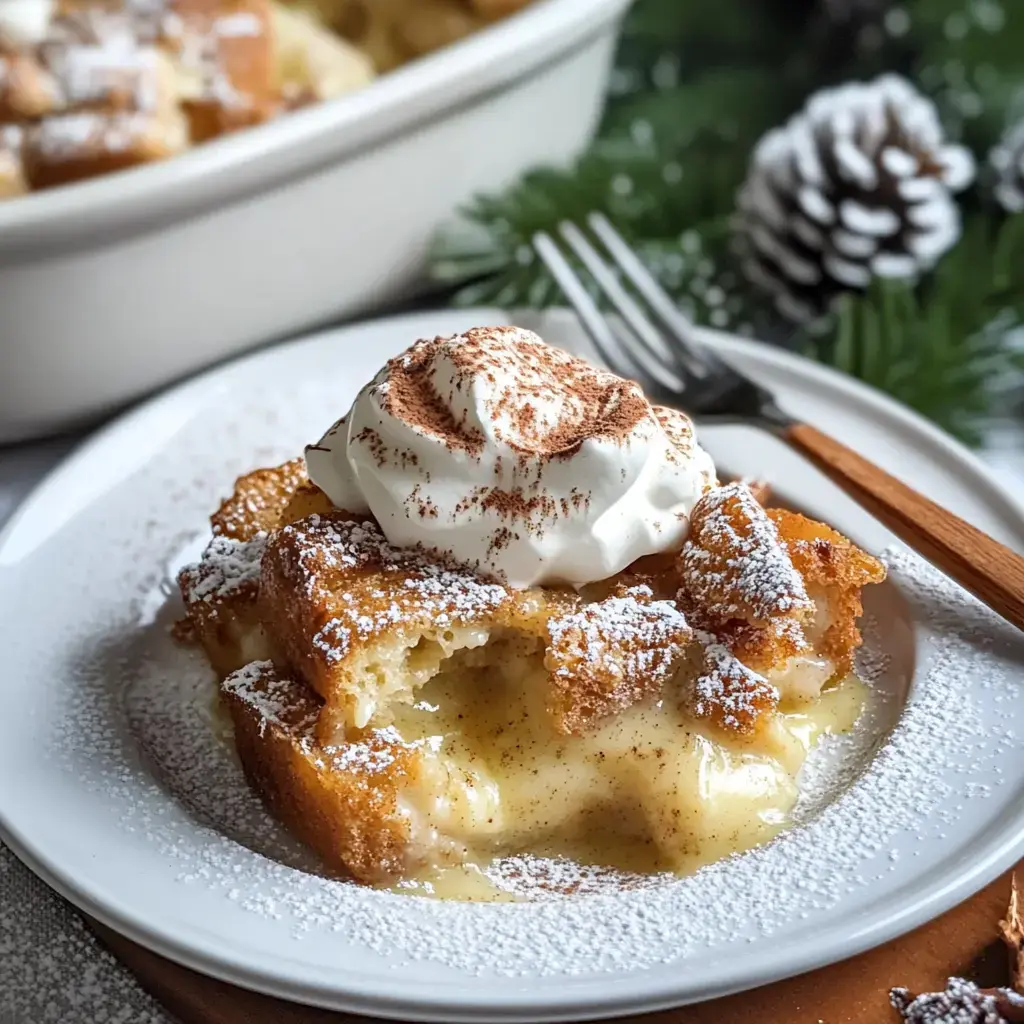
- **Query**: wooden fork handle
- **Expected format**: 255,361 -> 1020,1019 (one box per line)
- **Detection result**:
784,422 -> 1024,631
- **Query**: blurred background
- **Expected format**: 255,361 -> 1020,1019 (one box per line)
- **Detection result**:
431,0 -> 1024,448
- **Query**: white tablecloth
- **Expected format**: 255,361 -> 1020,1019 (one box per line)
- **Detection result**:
1,424 -> 1022,1024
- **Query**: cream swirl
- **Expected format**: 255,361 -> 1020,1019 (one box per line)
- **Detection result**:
305,327 -> 717,588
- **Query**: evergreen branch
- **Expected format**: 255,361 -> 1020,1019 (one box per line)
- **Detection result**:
809,213 -> 1024,444
908,0 -> 1024,154
429,136 -> 753,315
614,0 -> 821,85
600,69 -> 795,156
908,0 -> 1024,75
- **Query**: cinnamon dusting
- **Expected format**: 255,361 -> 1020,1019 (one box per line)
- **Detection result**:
378,338 -> 486,458
376,327 -> 651,467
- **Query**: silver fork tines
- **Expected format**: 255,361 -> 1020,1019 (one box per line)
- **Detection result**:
532,214 -> 788,426
533,224 -> 682,395
537,220 -> 1024,642
558,222 -> 687,391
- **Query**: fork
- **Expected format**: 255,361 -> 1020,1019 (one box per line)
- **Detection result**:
534,213 -> 1024,633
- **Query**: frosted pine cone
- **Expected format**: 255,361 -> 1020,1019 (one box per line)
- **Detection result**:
991,121 -> 1024,213
890,978 -> 1024,1024
736,74 -> 975,325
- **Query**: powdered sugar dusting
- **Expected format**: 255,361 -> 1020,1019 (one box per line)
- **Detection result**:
268,513 -> 511,664
31,110 -> 157,159
485,855 -> 674,900
222,660 -> 411,774
693,639 -> 779,731
326,725 -> 404,774
547,586 -> 690,682
17,526 -> 1018,988
180,531 -> 266,603
681,481 -> 812,620
222,659 -> 317,733
544,584 -> 694,731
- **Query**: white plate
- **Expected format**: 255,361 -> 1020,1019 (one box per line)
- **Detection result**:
2,308 -> 1024,1023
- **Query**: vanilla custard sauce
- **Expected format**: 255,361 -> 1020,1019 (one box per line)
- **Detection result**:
387,653 -> 865,901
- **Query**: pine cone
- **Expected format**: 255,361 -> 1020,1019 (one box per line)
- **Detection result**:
890,979 -> 1020,1024
735,74 -> 975,325
991,121 -> 1024,213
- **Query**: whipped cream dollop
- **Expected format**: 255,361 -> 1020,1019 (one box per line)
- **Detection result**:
305,327 -> 717,588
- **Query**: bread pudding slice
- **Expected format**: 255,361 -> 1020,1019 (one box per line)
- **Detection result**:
177,459 -> 321,676
258,510 -> 564,745
221,599 -> 774,884
179,462 -> 885,889
223,660 -> 444,883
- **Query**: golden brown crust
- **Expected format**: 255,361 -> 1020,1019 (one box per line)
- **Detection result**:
258,510 -> 519,732
685,640 -> 778,737
222,660 -> 419,883
680,483 -> 814,626
677,482 -> 815,674
22,110 -> 187,190
211,458 -> 309,540
177,546 -> 270,677
179,0 -> 277,142
545,586 -> 693,736
769,508 -> 886,677
178,460 -> 311,676
678,484 -> 886,712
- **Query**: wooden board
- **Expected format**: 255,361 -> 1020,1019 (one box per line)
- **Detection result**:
88,862 -> 1020,1024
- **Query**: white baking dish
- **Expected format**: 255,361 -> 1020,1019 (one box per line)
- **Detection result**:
0,0 -> 630,443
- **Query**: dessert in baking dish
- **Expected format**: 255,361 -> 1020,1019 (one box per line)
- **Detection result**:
0,0 -> 533,197
178,326 -> 885,896
0,0 -> 373,196
296,0 -> 535,73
